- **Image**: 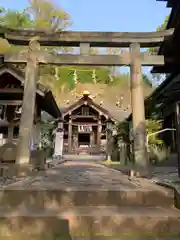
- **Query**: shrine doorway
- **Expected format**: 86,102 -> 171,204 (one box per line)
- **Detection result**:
78,133 -> 90,147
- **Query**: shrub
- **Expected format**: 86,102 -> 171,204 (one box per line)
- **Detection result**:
148,144 -> 170,164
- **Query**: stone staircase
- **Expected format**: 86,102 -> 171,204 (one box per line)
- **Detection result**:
0,176 -> 180,239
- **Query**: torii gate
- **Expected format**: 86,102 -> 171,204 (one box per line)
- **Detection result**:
0,28 -> 174,173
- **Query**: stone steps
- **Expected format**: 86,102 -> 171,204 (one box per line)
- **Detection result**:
0,187 -> 174,210
0,206 -> 180,239
1,164 -> 179,239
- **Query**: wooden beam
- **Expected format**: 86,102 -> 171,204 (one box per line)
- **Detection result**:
1,28 -> 174,48
0,88 -> 23,93
4,51 -> 165,66
0,100 -> 22,105
80,43 -> 90,55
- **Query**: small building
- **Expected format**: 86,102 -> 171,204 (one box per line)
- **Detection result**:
61,91 -> 129,154
0,64 -> 61,146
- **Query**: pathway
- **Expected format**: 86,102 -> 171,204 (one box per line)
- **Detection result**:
8,160 -> 138,189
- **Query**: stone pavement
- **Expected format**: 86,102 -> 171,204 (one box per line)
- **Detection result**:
150,166 -> 179,184
6,161 -> 138,189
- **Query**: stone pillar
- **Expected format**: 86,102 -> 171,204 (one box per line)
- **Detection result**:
54,121 -> 64,160
7,122 -> 14,142
130,43 -> 147,170
32,122 -> 41,150
68,116 -> 72,153
106,129 -> 112,161
16,40 -> 39,170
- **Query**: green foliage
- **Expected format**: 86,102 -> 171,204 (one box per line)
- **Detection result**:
0,10 -> 33,29
115,120 -> 130,144
104,159 -> 120,165
148,144 -> 170,164
146,119 -> 163,145
146,119 -> 170,164
111,120 -> 131,163
40,122 -> 54,149
142,74 -> 152,87
148,15 -> 169,56
26,0 -> 71,31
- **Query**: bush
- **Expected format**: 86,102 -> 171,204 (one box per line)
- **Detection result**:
146,119 -> 163,146
148,144 -> 170,164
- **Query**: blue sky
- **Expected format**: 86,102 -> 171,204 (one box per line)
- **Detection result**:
1,0 -> 170,76
0,0 -> 170,31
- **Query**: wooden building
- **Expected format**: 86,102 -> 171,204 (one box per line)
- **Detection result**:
148,0 -> 180,154
61,91 -> 129,154
126,0 -> 180,156
0,64 -> 61,146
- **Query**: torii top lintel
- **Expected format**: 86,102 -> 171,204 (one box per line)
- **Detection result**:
0,28 -> 174,48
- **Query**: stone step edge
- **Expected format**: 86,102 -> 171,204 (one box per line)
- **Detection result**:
1,187 -> 164,191
0,206 -> 180,217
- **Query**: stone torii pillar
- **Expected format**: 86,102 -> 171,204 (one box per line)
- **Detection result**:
16,39 -> 39,175
130,43 -> 148,174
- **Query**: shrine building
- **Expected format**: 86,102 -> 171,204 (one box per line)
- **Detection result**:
61,90 -> 129,155
0,64 -> 61,146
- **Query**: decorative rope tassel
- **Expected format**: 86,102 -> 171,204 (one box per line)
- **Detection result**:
109,72 -> 114,82
73,70 -> 78,84
55,67 -> 59,80
92,69 -> 97,84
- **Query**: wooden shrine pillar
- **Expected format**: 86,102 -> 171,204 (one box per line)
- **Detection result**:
16,40 -> 39,168
97,119 -> 102,152
6,106 -> 16,142
68,116 -> 72,153
175,102 -> 180,177
130,43 -> 148,170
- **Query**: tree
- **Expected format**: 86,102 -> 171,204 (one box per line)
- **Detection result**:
148,16 -> 169,56
148,16 -> 169,86
0,1 -> 154,97
26,0 -> 71,32
0,9 -> 32,29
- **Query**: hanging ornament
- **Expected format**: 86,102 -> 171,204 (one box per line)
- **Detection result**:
73,70 -> 78,84
109,72 -> 114,82
54,67 -> 59,80
92,69 -> 97,84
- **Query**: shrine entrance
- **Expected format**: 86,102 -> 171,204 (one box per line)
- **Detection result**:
0,24 -> 174,170
62,91 -> 112,155
78,133 -> 90,146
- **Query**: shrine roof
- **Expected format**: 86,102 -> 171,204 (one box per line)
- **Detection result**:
61,94 -> 130,122
153,0 -> 180,73
0,64 -> 61,118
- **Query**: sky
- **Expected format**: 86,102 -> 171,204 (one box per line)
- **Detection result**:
0,0 -> 170,76
0,0 -> 170,32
